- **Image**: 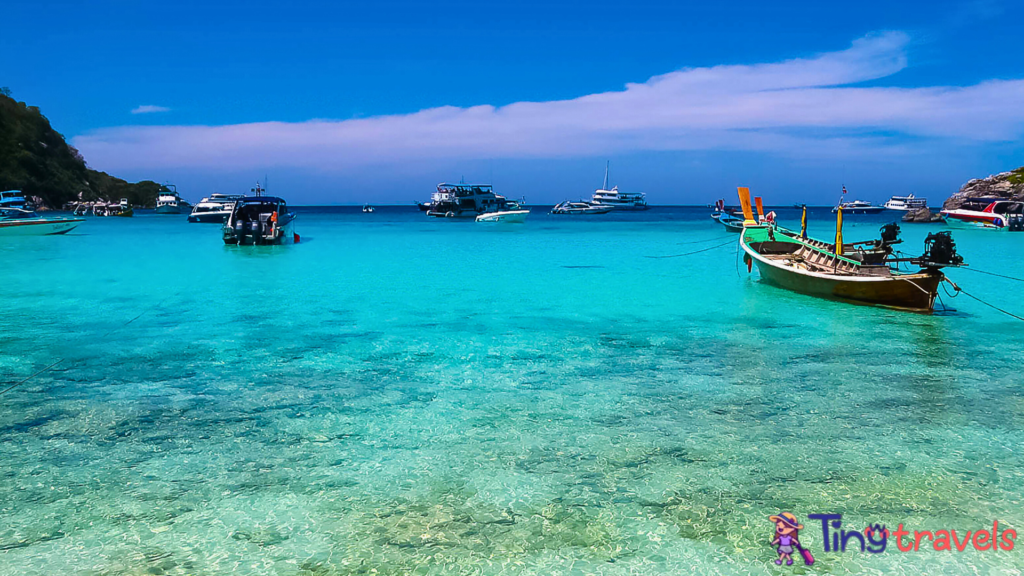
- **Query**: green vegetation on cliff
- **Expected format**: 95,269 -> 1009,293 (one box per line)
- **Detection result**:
0,88 -> 160,208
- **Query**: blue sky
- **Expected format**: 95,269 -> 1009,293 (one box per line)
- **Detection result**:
2,0 -> 1023,204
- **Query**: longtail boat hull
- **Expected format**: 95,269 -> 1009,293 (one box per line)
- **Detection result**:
748,252 -> 940,311
740,225 -> 943,312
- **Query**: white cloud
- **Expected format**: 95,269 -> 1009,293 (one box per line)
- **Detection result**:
80,32 -> 1024,173
130,105 -> 171,115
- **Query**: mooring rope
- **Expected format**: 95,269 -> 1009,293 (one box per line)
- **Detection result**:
943,278 -> 1024,322
645,238 -> 736,259
1,291 -> 182,399
957,267 -> 1024,283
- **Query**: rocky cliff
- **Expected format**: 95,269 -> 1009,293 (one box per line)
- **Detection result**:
0,89 -> 160,209
943,167 -> 1024,209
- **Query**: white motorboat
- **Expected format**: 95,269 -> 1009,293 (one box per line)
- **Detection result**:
0,208 -> 84,236
590,162 -> 648,210
884,194 -> 928,211
832,200 -> 885,214
551,201 -> 613,215
476,201 -> 529,223
941,199 -> 1024,230
188,193 -> 242,223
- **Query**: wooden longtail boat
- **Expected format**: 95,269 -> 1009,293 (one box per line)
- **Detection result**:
735,188 -> 962,312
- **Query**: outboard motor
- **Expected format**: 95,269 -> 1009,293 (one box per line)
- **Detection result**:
919,231 -> 963,268
879,223 -> 900,245
1009,214 -> 1024,232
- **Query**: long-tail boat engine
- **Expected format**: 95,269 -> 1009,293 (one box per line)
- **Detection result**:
915,231 -> 964,269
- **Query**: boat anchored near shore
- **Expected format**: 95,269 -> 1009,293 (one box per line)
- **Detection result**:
737,187 -> 964,312
0,208 -> 84,236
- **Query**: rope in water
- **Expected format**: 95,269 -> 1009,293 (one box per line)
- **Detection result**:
1,292 -> 181,399
957,267 -> 1024,283
645,238 -> 737,259
0,359 -> 65,397
943,278 -> 1024,322
675,235 -> 736,246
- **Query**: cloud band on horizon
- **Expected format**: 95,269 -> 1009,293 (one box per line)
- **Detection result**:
79,32 -> 1024,173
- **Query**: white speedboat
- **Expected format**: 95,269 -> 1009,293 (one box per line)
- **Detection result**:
476,210 -> 529,223
832,200 -> 885,214
942,199 -> 1024,230
188,193 -> 242,223
591,162 -> 647,210
884,194 -> 928,211
551,201 -> 613,215
0,208 -> 84,236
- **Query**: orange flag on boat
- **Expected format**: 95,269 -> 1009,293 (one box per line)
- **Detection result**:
738,187 -> 756,225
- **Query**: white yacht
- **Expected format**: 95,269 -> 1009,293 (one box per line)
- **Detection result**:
0,190 -> 30,210
590,162 -> 647,210
188,193 -> 242,223
832,200 -> 885,214
425,183 -> 506,218
884,194 -> 928,211
156,184 -> 188,214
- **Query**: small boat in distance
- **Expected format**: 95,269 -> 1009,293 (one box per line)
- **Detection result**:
0,190 -> 32,210
425,183 -> 506,218
717,212 -> 745,232
0,208 -> 84,236
832,200 -> 885,214
591,162 -> 647,210
941,199 -> 1024,231
884,194 -> 928,211
189,193 -> 242,223
737,187 -> 963,311
476,200 -> 529,223
363,204 -> 375,213
551,201 -> 613,215
155,184 -> 187,214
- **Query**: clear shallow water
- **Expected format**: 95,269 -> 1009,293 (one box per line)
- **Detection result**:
1,206 -> 1023,575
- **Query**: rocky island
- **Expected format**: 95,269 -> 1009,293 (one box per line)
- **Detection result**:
0,88 -> 160,210
943,167 -> 1024,210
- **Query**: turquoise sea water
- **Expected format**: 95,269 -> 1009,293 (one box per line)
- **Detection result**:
2,206 -> 1023,575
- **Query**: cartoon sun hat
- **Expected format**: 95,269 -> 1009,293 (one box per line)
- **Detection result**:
769,513 -> 804,530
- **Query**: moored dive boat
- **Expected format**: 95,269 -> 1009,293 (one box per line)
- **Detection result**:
884,194 -> 928,211
223,195 -> 296,245
0,208 -> 84,236
941,199 -> 1024,231
736,187 -> 964,312
476,199 -> 530,223
1,190 -> 33,210
551,201 -> 613,215
155,184 -> 187,214
590,162 -> 648,210
188,193 -> 242,223
832,200 -> 885,214
425,183 -> 506,218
